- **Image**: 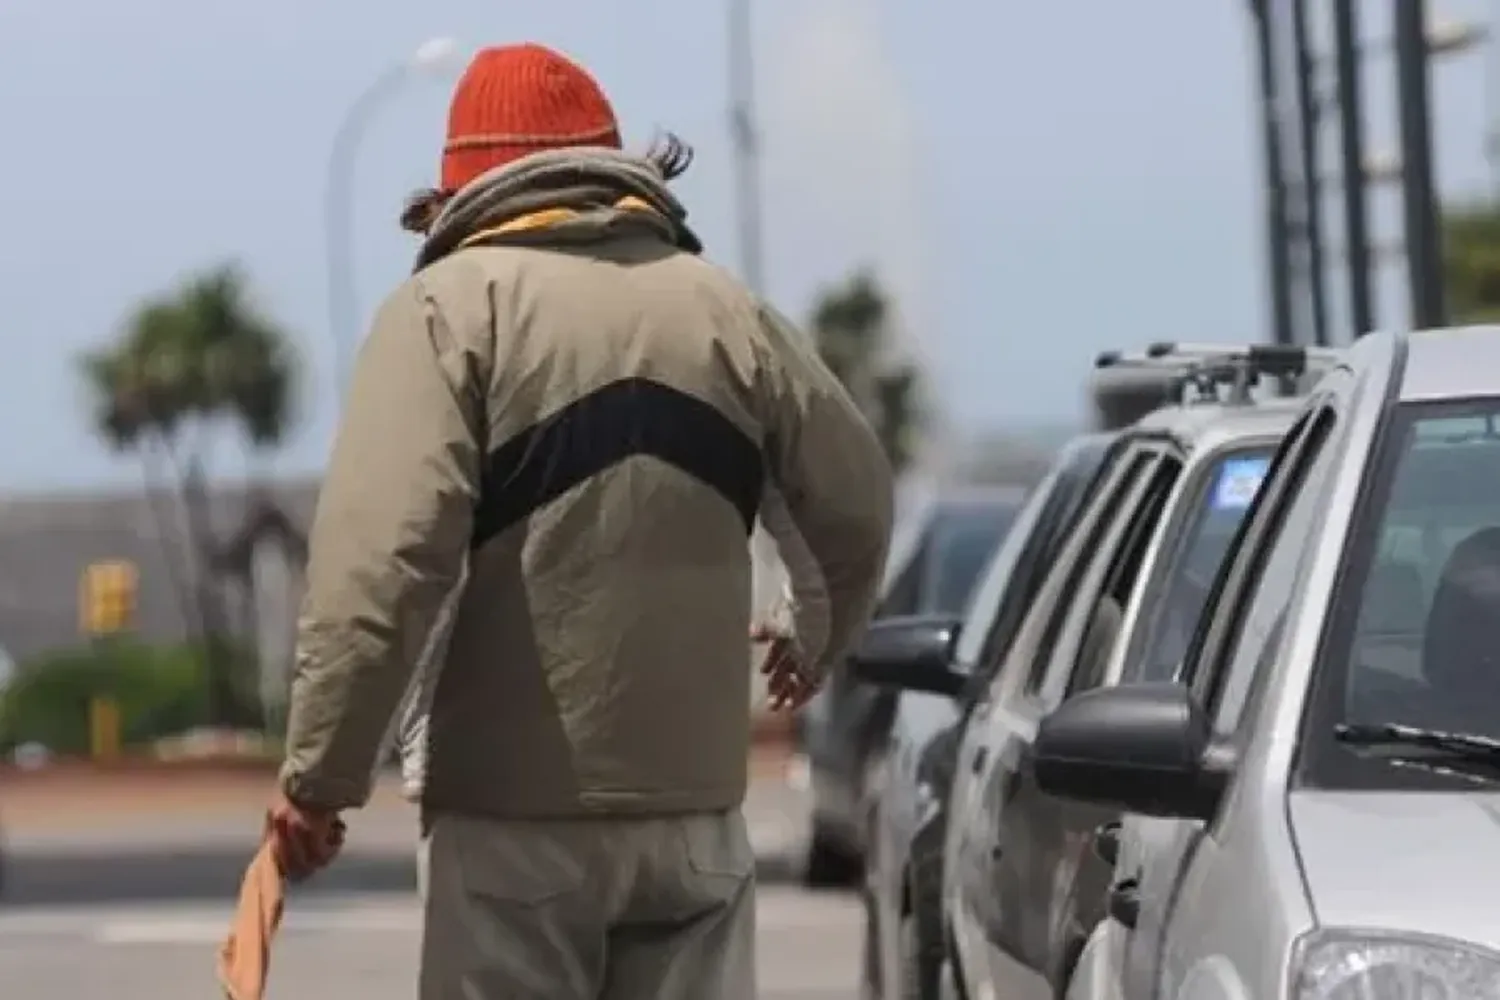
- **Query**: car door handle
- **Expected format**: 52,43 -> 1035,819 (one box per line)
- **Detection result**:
1109,877 -> 1141,930
1093,821 -> 1122,867
971,746 -> 989,774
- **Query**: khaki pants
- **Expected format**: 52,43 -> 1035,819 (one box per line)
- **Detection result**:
417,808 -> 756,1000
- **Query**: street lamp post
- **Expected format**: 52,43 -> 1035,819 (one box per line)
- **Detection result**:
1249,0 -> 1295,346
1292,0 -> 1331,346
727,0 -> 765,298
724,0 -> 783,628
1394,0 -> 1447,328
325,37 -> 462,395
1332,0 -> 1374,336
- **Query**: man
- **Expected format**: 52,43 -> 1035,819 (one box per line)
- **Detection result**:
267,42 -> 894,1000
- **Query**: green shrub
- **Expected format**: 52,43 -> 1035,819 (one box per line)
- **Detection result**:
0,639 -> 260,756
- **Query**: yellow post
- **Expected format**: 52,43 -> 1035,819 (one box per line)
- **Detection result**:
90,696 -> 121,761
80,559 -> 138,636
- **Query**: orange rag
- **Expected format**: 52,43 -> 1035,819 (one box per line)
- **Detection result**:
217,839 -> 285,1000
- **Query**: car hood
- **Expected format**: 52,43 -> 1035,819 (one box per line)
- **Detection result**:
1290,790 -> 1500,950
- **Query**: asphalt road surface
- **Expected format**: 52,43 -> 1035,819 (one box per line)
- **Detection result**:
0,779 -> 809,906
0,886 -> 862,999
0,776 -> 864,998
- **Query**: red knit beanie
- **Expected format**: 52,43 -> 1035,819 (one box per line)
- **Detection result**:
441,44 -> 622,192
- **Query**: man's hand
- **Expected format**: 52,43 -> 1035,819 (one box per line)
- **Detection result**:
751,622 -> 820,712
265,789 -> 345,882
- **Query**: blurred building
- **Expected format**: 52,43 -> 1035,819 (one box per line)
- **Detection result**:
0,481 -> 315,691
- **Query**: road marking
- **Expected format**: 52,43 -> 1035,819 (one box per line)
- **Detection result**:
96,908 -> 426,944
96,919 -> 229,945
0,886 -> 858,946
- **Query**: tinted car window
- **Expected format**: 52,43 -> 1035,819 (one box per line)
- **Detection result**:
953,437 -> 1113,674
1327,406 -> 1500,741
1129,448 -> 1275,683
879,546 -> 925,618
918,502 -> 1019,615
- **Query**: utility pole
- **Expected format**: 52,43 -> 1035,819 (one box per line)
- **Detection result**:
1250,0 -> 1296,345
1291,0 -> 1330,345
728,0 -> 766,297
1394,0 -> 1447,328
1487,0 -> 1500,193
727,0 -> 781,628
1332,0 -> 1375,336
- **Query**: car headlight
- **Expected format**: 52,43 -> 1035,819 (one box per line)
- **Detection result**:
1294,930 -> 1500,1000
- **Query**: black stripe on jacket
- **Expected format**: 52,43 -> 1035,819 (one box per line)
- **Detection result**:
472,377 -> 764,549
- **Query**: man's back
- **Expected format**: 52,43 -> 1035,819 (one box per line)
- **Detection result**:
416,230 -> 776,819
273,44 -> 895,1000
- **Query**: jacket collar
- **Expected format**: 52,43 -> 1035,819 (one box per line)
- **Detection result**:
416,149 -> 702,271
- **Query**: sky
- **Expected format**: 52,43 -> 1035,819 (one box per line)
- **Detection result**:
0,0 -> 1494,493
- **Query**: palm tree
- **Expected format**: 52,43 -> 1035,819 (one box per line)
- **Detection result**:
81,263 -> 298,727
808,269 -> 925,474
1443,200 -> 1500,324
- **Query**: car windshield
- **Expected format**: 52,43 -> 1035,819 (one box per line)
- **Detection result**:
919,502 -> 1020,615
1132,448 -> 1275,682
1324,404 -> 1500,747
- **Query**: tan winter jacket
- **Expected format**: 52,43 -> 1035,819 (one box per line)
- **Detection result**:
279,149 -> 894,820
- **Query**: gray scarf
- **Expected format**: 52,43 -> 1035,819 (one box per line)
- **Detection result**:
415,148 -> 702,272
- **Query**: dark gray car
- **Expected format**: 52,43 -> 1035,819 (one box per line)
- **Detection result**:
857,433 -> 1115,998
798,486 -> 1024,887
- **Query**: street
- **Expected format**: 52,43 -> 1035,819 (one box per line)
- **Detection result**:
0,886 -> 861,999
0,770 -> 865,999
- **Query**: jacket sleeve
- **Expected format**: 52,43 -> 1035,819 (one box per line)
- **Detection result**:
279,278 -> 486,810
759,485 -> 833,677
755,303 -> 895,670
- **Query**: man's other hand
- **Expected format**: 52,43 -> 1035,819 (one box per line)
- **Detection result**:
265,790 -> 345,882
751,622 -> 819,712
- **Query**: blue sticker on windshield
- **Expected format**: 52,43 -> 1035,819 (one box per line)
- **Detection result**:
1212,456 -> 1270,511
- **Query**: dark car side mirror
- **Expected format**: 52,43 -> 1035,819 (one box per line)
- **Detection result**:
1032,682 -> 1234,821
848,614 -> 965,698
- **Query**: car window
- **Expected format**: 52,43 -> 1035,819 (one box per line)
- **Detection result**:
1060,455 -> 1183,699
1191,408 -> 1336,733
918,503 -> 1019,615
1321,403 -> 1500,742
956,440 -> 1112,677
878,538 -> 926,618
1125,447 -> 1276,685
1021,448 -> 1159,696
875,491 -> 937,611
953,484 -> 1056,671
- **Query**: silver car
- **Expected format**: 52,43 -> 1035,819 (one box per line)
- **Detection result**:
853,343 -> 1338,1000
859,434 -> 1116,999
1038,327 -> 1500,1000
800,486 -> 1024,886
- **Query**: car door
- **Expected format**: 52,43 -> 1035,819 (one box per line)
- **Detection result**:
880,486 -> 1054,892
811,529 -> 929,816
932,442 -> 1112,946
870,446 -> 1101,993
947,442 -> 1146,881
981,450 -> 1185,995
946,443 -> 1159,994
855,535 -> 928,770
1114,401 -> 1340,1000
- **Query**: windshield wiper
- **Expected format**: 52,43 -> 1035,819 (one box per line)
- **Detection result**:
1334,722 -> 1500,784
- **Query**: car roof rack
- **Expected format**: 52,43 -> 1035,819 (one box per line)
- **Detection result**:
1092,341 -> 1342,407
